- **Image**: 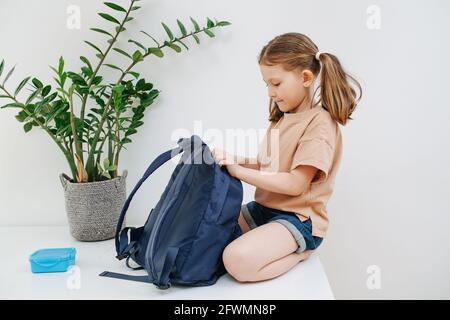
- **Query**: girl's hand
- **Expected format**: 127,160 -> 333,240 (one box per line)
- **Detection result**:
223,163 -> 241,178
212,148 -> 241,178
212,148 -> 236,166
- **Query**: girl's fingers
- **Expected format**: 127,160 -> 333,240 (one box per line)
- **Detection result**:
219,159 -> 229,167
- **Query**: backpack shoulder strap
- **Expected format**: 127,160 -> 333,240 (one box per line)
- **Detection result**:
115,142 -> 185,258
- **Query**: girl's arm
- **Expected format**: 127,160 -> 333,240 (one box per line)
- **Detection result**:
212,148 -> 260,170
232,165 -> 318,196
235,155 -> 260,170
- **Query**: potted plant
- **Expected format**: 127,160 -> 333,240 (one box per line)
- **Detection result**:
0,0 -> 231,241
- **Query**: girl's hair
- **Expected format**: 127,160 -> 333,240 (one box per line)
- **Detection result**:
258,32 -> 362,125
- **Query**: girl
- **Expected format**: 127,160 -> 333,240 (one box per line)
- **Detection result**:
213,32 -> 362,283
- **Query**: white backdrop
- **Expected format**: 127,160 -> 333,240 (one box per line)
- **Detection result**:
1,0 -> 449,299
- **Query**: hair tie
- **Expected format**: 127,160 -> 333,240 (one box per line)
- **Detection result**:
315,51 -> 323,61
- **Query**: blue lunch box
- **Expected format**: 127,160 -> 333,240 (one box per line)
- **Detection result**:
29,248 -> 77,273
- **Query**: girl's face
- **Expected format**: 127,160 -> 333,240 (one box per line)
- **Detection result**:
260,64 -> 315,113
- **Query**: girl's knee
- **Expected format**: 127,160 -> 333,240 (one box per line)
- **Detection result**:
222,243 -> 255,282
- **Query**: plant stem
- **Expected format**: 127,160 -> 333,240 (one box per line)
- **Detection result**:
79,0 -> 138,165
0,85 -> 78,179
96,127 -> 108,171
111,28 -> 213,167
86,23 -> 222,180
69,86 -> 83,179
107,117 -> 114,177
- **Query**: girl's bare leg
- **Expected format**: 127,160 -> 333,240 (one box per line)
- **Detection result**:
223,220 -> 312,282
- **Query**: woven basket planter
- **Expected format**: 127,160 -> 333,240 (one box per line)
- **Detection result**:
59,170 -> 128,241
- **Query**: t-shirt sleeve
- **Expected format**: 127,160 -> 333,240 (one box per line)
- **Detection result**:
290,122 -> 336,183
257,123 -> 274,169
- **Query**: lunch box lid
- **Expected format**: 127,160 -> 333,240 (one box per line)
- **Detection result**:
29,247 -> 76,264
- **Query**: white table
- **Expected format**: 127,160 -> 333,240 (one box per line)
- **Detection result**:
0,226 -> 334,300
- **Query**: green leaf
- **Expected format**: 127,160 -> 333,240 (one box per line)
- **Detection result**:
115,26 -> 126,33
204,29 -> 215,37
61,73 -> 67,87
112,47 -> 132,59
125,71 -> 140,79
90,27 -> 113,38
2,65 -> 16,86
67,72 -> 87,86
140,31 -> 159,46
37,92 -> 57,110
125,17 -> 134,22
217,20 -> 231,27
177,39 -> 189,50
192,34 -> 200,44
0,59 -> 4,77
125,128 -> 137,136
103,158 -> 110,168
95,96 -> 106,107
101,171 -> 112,179
96,53 -> 104,59
131,121 -> 144,128
1,102 -> 24,109
103,64 -> 123,72
190,16 -> 200,32
96,160 -> 104,171
168,42 -> 181,53
92,76 -> 103,86
34,115 -> 45,124
177,19 -> 187,36
121,137 -> 132,144
14,76 -> 31,97
143,85 -> 154,93
23,122 -> 33,133
161,22 -> 174,41
41,85 -> 51,97
131,6 -> 141,11
81,66 -> 93,78
148,47 -> 164,58
135,79 -> 145,91
84,41 -> 103,55
26,89 -> 41,104
58,56 -> 64,74
80,57 -> 93,73
45,101 -> 68,124
132,50 -> 143,62
103,2 -> 127,12
15,110 -> 28,122
32,78 -> 43,89
147,89 -> 159,101
207,17 -> 215,28
98,13 -> 120,25
128,39 -> 146,51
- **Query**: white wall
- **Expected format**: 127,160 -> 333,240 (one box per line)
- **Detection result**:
1,0 -> 449,299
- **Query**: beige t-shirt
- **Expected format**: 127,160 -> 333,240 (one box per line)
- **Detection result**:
254,104 -> 343,238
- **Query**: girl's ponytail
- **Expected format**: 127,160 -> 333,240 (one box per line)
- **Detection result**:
317,52 -> 362,125
259,33 -> 362,125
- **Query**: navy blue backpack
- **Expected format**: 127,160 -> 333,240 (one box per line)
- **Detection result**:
100,135 -> 243,289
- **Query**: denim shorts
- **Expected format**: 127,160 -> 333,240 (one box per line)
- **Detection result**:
241,201 -> 323,253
